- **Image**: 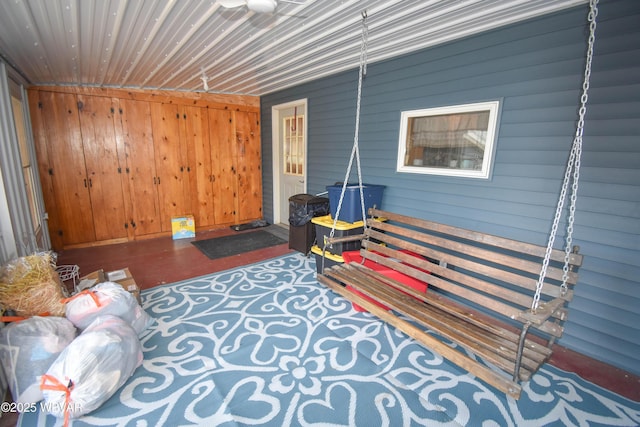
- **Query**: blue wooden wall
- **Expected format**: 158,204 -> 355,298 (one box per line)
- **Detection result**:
260,0 -> 640,376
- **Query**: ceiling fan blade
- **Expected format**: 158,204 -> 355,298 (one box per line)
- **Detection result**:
218,0 -> 247,8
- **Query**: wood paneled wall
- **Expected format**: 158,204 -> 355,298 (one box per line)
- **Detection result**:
28,86 -> 262,250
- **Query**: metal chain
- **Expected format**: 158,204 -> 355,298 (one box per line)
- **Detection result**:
531,0 -> 598,311
330,11 -> 369,239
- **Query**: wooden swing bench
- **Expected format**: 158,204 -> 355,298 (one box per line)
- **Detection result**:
317,207 -> 582,399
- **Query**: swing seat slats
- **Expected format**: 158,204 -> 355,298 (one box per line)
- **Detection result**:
317,208 -> 582,399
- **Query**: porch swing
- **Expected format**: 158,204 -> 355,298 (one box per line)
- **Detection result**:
318,0 -> 598,399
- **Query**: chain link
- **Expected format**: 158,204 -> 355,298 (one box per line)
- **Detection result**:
532,0 -> 598,311
330,11 -> 369,239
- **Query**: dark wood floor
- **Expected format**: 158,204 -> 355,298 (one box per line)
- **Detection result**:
1,225 -> 637,427
55,225 -> 292,291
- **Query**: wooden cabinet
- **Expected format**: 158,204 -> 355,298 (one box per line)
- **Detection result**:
150,103 -> 190,232
30,90 -> 94,247
234,110 -> 262,223
76,95 -> 129,242
182,106 -> 213,228
28,90 -> 129,248
149,103 -> 217,231
204,109 -> 262,226
116,98 -> 162,237
29,87 -> 261,250
183,107 -> 224,228
209,108 -> 236,225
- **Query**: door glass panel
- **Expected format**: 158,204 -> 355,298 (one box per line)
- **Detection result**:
283,114 -> 304,176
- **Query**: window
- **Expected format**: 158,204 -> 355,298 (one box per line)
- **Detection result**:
283,114 -> 304,176
397,101 -> 500,179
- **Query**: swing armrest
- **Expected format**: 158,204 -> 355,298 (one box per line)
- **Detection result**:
326,234 -> 365,244
516,298 -> 568,325
323,234 -> 365,247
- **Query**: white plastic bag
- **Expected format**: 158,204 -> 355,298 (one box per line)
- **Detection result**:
64,281 -> 153,335
0,316 -> 76,405
40,315 -> 143,420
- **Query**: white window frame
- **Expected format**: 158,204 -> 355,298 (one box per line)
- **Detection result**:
397,100 -> 501,179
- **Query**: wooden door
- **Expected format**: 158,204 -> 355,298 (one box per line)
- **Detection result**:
118,98 -> 162,236
209,108 -> 236,225
77,95 -> 128,241
181,105 -> 212,228
150,103 -> 189,231
234,110 -> 262,223
34,91 -> 95,247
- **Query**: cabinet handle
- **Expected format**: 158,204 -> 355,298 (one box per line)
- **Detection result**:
180,166 -> 184,172
130,220 -> 136,228
88,178 -> 92,187
84,179 -> 87,188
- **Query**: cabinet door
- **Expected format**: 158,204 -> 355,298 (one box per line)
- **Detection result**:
118,99 -> 162,236
209,108 -> 236,224
35,91 -> 95,246
150,103 -> 189,231
77,95 -> 128,241
181,106 -> 212,227
234,111 -> 263,222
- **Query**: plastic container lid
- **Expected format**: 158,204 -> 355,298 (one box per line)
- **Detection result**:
310,245 -> 345,262
311,214 -> 364,230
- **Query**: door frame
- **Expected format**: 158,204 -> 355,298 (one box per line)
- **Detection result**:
271,98 -> 308,225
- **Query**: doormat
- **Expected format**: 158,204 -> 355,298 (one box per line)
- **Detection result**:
191,230 -> 287,260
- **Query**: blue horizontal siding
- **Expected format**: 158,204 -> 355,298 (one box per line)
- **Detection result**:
261,0 -> 640,375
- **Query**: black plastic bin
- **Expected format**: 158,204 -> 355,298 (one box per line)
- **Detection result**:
288,194 -> 330,254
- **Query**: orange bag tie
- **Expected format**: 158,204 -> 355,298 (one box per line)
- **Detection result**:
0,316 -> 28,323
0,312 -> 50,323
40,374 -> 74,427
61,289 -> 102,307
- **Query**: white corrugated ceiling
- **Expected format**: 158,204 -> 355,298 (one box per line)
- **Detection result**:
0,0 -> 588,96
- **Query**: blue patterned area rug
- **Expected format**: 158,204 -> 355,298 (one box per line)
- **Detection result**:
20,253 -> 640,426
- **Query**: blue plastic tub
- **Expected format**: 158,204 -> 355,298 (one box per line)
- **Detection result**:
326,183 -> 385,223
